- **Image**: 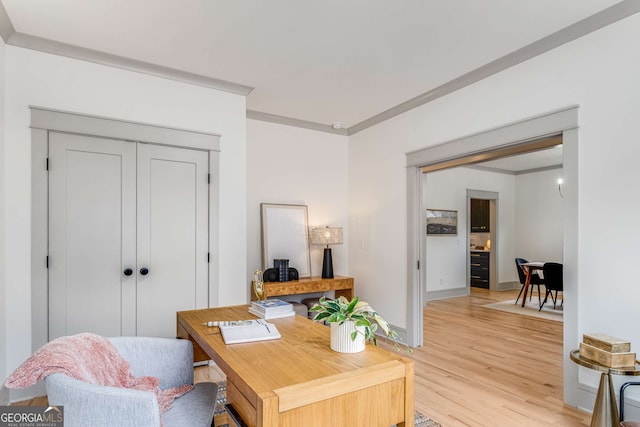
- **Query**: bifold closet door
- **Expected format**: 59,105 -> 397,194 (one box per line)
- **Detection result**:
49,132 -> 137,339
135,143 -> 209,338
49,133 -> 209,340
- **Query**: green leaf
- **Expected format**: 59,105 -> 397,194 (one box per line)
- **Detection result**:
312,311 -> 330,321
336,295 -> 350,305
325,300 -> 341,313
355,318 -> 371,328
345,297 -> 359,314
327,312 -> 347,324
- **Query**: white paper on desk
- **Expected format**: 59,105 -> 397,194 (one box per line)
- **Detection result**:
220,319 -> 281,344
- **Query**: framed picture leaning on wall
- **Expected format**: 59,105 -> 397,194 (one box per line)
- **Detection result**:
261,203 -> 312,278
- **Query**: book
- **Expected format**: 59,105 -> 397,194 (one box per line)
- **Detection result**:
250,299 -> 293,314
583,333 -> 631,353
248,307 -> 296,320
579,342 -> 636,368
219,319 -> 282,344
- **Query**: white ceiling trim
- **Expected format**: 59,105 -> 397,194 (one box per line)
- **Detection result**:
465,163 -> 563,176
1,2 -> 639,134
0,3 -> 253,97
349,0 -> 640,135
247,110 -> 348,136
7,32 -> 253,96
0,0 -> 13,41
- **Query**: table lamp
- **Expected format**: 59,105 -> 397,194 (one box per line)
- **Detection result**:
310,226 -> 343,278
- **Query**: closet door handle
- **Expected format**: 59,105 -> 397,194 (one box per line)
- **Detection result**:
123,268 -> 133,276
140,267 -> 150,276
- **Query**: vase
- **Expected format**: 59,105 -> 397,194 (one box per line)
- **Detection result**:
330,320 -> 365,353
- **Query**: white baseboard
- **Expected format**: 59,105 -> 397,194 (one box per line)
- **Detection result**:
425,286 -> 468,301
497,281 -> 520,291
0,385 -> 9,405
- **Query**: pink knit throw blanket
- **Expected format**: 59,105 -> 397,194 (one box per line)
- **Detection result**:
4,333 -> 193,413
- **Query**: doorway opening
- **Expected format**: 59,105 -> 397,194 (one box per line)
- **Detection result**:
405,105 -> 579,406
468,192 -> 498,291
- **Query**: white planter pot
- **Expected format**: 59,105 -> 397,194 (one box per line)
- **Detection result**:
330,321 -> 365,353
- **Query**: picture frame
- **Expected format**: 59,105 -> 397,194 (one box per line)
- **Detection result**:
426,209 -> 458,235
260,203 -> 312,278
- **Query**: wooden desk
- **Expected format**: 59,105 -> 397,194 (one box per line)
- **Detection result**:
251,276 -> 354,301
177,305 -> 414,427
521,262 -> 544,307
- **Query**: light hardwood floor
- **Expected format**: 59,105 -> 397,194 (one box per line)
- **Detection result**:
400,288 -> 589,426
16,288 -> 590,426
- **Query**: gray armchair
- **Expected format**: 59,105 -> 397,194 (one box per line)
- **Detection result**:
45,337 -> 217,427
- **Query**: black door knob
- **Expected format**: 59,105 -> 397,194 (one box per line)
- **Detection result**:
123,268 -> 133,276
140,267 -> 149,276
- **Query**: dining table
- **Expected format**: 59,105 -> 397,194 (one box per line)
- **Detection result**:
520,262 -> 544,307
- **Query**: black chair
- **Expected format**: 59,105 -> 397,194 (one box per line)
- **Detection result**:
540,262 -> 563,311
514,258 -> 545,306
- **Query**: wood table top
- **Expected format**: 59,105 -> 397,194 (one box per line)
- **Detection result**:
177,305 -> 410,398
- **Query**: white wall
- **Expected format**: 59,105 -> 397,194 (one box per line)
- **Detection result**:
3,46 -> 247,384
247,119 -> 349,292
0,36 -> 7,402
515,168 -> 564,263
423,167 -> 516,293
349,12 -> 640,410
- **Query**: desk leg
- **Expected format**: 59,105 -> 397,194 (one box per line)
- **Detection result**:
591,372 -> 619,427
521,269 -> 532,307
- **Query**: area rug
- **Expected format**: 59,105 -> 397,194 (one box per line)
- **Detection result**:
213,381 -> 441,427
483,298 -> 563,322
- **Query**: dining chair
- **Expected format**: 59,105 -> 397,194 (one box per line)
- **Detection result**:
514,258 -> 545,305
540,262 -> 563,311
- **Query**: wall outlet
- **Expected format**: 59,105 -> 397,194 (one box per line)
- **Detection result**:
439,278 -> 444,285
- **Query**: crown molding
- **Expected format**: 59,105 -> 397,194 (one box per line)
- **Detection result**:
0,0 -> 14,42
0,7 -> 252,96
247,110 -> 349,136
348,0 -> 640,135
2,1 -> 639,134
465,163 -> 563,176
5,32 -> 253,95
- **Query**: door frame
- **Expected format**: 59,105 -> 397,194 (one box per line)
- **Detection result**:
30,107 -> 221,352
405,105 -> 579,405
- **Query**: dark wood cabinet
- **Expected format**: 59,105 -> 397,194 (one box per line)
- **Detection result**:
470,251 -> 489,288
470,199 -> 490,232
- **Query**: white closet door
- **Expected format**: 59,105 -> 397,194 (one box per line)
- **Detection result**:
136,144 -> 209,338
48,132 -> 137,339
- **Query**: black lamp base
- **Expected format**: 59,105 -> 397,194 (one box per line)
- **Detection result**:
321,247 -> 334,279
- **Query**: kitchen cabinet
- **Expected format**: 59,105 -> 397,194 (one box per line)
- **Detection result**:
471,199 -> 490,232
470,251 -> 489,288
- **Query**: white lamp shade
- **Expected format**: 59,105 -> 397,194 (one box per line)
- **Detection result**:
310,226 -> 343,245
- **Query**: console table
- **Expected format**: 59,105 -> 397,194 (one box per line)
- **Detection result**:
177,305 -> 414,427
251,276 -> 354,301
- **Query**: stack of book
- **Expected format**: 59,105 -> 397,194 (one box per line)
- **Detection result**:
249,299 -> 295,319
579,333 -> 636,368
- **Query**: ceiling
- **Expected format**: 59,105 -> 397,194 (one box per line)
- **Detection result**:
466,144 -> 563,175
0,1 -> 630,134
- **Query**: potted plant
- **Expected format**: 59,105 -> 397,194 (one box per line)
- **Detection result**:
309,296 -> 412,354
